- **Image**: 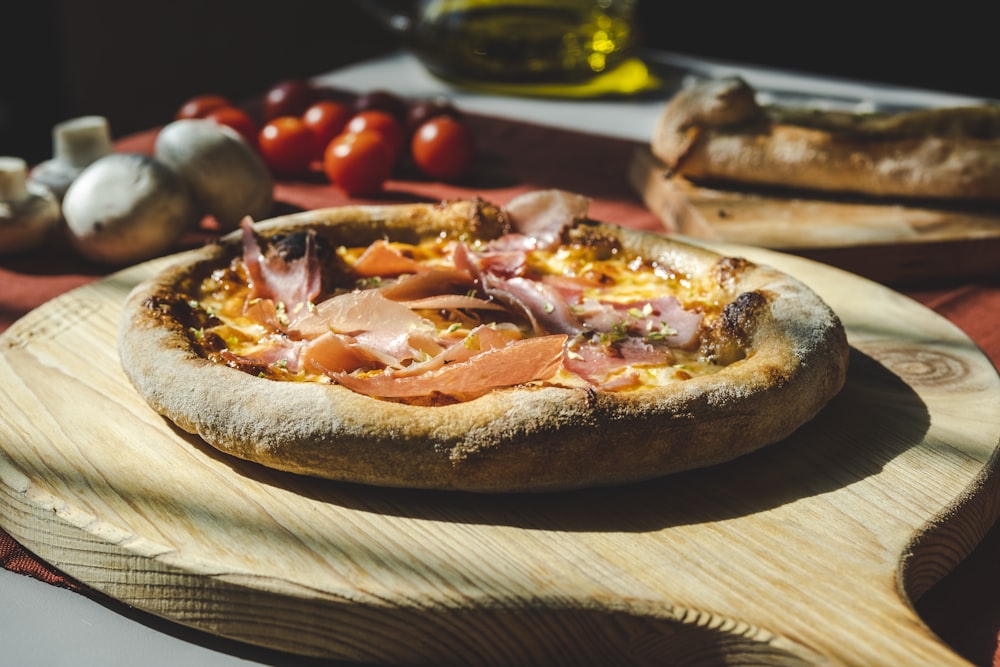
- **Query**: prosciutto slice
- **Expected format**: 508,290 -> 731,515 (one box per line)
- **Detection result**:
455,242 -> 585,336
398,295 -> 507,312
352,240 -> 428,277
390,325 -> 511,378
299,332 -> 370,375
481,275 -> 586,336
332,334 -> 567,400
503,190 -> 591,249
221,336 -> 302,373
377,269 -> 476,301
574,296 -> 704,350
292,289 -> 431,338
563,336 -> 674,390
241,218 -> 321,320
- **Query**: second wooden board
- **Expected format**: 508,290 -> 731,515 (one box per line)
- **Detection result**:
629,147 -> 1000,286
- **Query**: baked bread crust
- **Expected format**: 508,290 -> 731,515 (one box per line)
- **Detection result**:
651,77 -> 1000,202
118,199 -> 849,492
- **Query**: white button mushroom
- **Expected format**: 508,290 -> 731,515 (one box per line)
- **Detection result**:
155,119 -> 273,231
62,153 -> 201,265
0,156 -> 61,255
28,115 -> 114,201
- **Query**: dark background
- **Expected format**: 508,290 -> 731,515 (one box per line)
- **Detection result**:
2,1 -> 992,166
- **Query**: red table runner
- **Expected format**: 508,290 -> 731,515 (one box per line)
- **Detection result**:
2,112 -> 999,666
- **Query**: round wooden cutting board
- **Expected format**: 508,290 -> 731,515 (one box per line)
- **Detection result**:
1,242 -> 998,666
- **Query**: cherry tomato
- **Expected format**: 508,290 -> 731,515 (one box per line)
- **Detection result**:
262,79 -> 318,122
204,106 -> 258,147
258,116 -> 315,176
411,116 -> 476,181
406,98 -> 461,136
345,110 -> 404,164
354,90 -> 408,124
323,130 -> 393,196
176,94 -> 231,120
302,100 -> 352,159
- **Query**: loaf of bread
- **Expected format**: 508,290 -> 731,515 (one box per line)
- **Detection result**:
651,77 -> 1000,203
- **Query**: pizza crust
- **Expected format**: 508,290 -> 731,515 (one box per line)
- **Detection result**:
651,76 -> 1000,202
118,199 -> 849,492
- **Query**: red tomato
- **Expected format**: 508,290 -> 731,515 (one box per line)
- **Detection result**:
411,116 -> 476,180
262,79 -> 318,122
405,98 -> 460,136
176,94 -> 230,120
204,106 -> 258,147
258,116 -> 315,176
323,130 -> 392,196
345,110 -> 404,164
302,101 -> 352,159
354,90 -> 408,124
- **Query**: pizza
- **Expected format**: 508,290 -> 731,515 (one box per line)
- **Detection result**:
651,76 -> 1000,203
118,190 -> 849,492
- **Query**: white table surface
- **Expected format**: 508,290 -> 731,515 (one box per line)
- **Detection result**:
2,49 -> 988,667
313,49 -> 989,143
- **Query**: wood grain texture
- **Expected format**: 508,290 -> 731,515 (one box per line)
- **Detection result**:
629,147 -> 1000,286
1,245 -> 999,666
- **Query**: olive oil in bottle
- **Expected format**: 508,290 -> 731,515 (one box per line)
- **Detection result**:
408,0 -> 638,84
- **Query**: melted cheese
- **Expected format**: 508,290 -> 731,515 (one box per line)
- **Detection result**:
191,234 -> 732,395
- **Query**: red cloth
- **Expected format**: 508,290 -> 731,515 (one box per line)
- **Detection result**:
2,113 -> 999,666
